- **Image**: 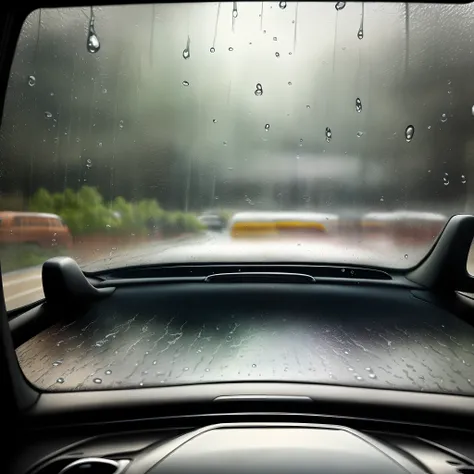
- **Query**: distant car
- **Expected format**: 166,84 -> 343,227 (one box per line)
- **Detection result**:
0,211 -> 73,248
229,211 -> 338,239
198,214 -> 225,231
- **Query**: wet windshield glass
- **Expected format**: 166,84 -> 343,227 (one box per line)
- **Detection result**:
1,2 -> 474,312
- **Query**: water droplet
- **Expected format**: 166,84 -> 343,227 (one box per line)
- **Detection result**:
102,88 -> 107,94
357,27 -> 364,40
355,375 -> 363,380
86,158 -> 92,169
105,369 -> 112,375
119,120 -> 124,129
306,104 -> 311,109
275,52 -> 280,57
212,118 -> 217,123
427,125 -> 432,130
93,378 -> 102,384
52,360 -> 63,366
44,111 -> 52,119
254,83 -> 263,96
355,97 -> 362,113
325,127 -> 332,142
273,37 -> 278,42
443,175 -> 450,186
228,46 -> 234,51
265,123 -> 270,131
369,373 -> 377,379
335,2 -> 346,10
182,80 -> 189,86
210,47 -> 215,53
404,254 -> 408,259
87,16 -> 100,53
461,174 -> 467,184
98,141 -> 102,147
380,196 -> 384,202
184,367 -> 189,371
56,377 -> 64,384
28,75 -> 36,87
182,36 -> 191,59
356,131 -> 364,138
288,81 -> 292,86
405,125 -> 415,142
252,363 -> 257,368
279,1 -> 287,9
471,105 -> 474,116
441,113 -> 448,123
232,4 -> 238,18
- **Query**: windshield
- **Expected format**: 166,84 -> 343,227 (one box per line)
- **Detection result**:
1,2 -> 474,312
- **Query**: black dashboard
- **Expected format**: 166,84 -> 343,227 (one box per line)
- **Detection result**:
12,418 -> 474,474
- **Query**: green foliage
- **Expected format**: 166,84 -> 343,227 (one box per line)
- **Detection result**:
28,186 -> 202,237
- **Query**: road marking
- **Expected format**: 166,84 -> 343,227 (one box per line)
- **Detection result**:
5,286 -> 43,302
3,273 -> 41,288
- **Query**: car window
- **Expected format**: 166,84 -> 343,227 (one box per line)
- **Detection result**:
1,2 -> 474,307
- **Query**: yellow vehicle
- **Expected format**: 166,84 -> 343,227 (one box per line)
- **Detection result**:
229,212 -> 338,239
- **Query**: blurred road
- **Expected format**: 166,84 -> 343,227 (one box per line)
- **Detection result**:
3,231 -> 474,311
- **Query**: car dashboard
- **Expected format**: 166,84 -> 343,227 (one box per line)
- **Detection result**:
5,216 -> 474,474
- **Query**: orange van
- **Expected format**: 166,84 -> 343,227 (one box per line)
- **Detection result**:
0,211 -> 73,248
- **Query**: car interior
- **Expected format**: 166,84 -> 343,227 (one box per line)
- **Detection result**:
2,1 -> 474,474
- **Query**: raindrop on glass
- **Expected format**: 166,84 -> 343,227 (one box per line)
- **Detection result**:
254,83 -> 263,96
380,196 -> 384,202
105,369 -> 112,375
44,111 -> 52,119
86,158 -> 92,169
86,14 -> 100,53
461,174 -> 467,184
93,377 -> 102,384
335,2 -> 346,10
288,81 -> 292,86
228,46 -> 234,51
275,52 -> 280,57
119,120 -> 124,129
102,88 -> 107,94
356,131 -> 364,138
325,127 -> 332,142
52,360 -> 62,366
56,378 -> 64,384
404,254 -> 408,259
182,36 -> 191,60
232,3 -> 238,18
210,47 -> 215,53
265,123 -> 270,131
369,373 -> 377,379
440,113 -> 448,123
405,125 -> 414,142
28,75 -> 36,87
443,174 -> 450,186
212,118 -> 217,123
471,105 -> 474,116
273,36 -> 278,41
279,1 -> 287,9
252,363 -> 257,368
357,27 -> 364,40
182,80 -> 190,86
355,97 -> 362,113
306,105 -> 311,109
